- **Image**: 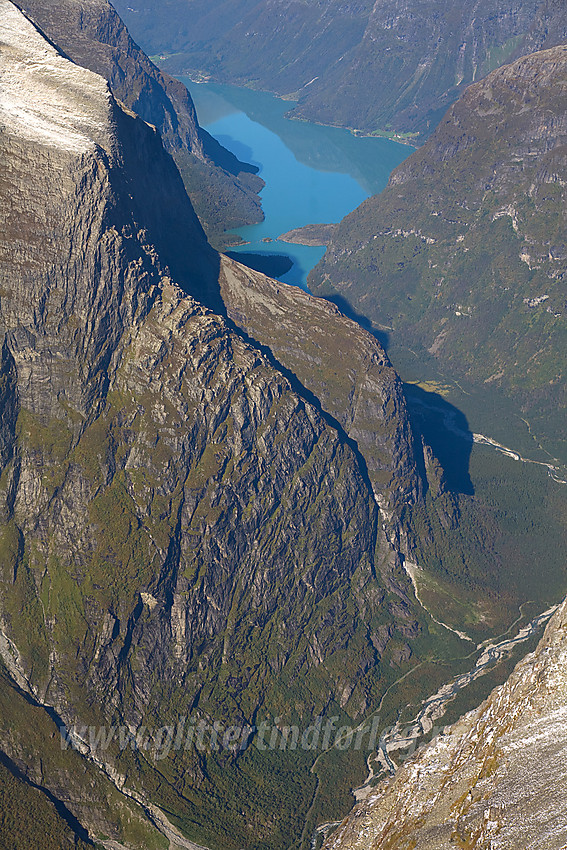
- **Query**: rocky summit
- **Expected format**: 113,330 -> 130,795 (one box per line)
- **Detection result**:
14,0 -> 264,244
0,3 -> 446,847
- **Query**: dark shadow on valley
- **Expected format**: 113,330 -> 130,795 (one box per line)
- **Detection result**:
113,105 -> 226,316
322,293 -> 390,350
213,134 -> 262,171
222,257 -> 473,496
315,292 -> 473,494
225,250 -> 293,278
0,669 -> 93,843
404,383 -> 474,496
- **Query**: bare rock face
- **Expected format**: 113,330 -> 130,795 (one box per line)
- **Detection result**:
0,4 -> 426,846
14,0 -> 204,155
323,596 -> 567,850
0,0 -> 217,422
13,0 -> 264,242
5,3 -> 563,848
219,256 -> 424,526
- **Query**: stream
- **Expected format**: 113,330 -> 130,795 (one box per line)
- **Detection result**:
310,601 -> 558,848
358,602 -> 558,796
409,391 -> 567,485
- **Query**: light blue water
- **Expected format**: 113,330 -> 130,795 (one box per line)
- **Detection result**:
183,81 -> 413,289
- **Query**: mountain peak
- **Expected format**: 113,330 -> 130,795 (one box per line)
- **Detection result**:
1,0 -> 114,154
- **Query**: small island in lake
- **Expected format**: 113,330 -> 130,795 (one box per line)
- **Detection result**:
278,222 -> 337,246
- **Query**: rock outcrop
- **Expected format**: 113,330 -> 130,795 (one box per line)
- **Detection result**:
0,4 -> 431,847
219,256 -> 424,534
323,595 -> 567,850
14,0 -> 264,243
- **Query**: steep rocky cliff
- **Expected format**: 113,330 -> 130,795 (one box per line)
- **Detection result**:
4,3 -> 566,848
14,0 -> 264,244
323,594 -> 567,850
218,256 -> 424,536
311,45 -> 567,462
0,4 -> 438,847
113,0 -> 567,138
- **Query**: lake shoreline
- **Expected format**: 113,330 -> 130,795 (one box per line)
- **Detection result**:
177,73 -> 421,145
182,79 -> 412,288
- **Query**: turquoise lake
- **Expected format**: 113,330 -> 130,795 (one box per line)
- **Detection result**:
182,81 -> 413,288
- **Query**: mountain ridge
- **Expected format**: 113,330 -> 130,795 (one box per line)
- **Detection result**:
14,0 -> 265,245
0,5 -> 438,847
310,44 -> 567,463
114,0 -> 567,140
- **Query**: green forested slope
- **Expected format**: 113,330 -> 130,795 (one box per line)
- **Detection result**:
311,46 -> 567,462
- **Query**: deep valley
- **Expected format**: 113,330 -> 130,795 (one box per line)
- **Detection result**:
1,1 -> 567,849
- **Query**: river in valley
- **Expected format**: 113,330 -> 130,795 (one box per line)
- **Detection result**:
171,78 -> 567,850
182,81 -> 413,288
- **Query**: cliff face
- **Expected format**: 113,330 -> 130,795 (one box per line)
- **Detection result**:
311,46 -> 567,461
14,0 -> 264,244
5,4 -> 564,848
15,0 -> 204,155
219,257 -> 424,530
113,0 -> 567,138
0,4 -> 432,847
323,595 -> 567,850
